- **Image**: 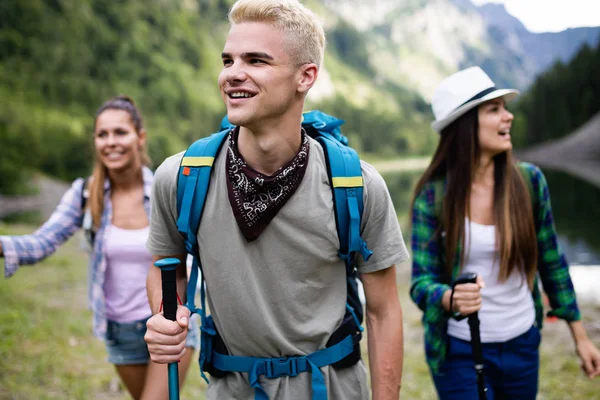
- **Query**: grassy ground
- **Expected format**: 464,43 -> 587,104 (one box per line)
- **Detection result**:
1,223 -> 599,399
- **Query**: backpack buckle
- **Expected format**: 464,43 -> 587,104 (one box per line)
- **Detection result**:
265,356 -> 304,378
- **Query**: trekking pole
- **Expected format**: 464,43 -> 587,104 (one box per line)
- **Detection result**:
155,258 -> 181,400
453,272 -> 487,400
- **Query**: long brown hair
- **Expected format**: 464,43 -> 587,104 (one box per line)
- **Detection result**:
87,95 -> 152,229
411,107 -> 538,287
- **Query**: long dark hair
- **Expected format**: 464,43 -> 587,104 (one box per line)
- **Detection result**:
87,95 -> 151,229
411,107 -> 538,287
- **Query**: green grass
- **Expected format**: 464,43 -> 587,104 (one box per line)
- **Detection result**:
1,223 -> 599,399
0,224 -> 207,400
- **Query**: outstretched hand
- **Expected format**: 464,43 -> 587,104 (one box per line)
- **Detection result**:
144,305 -> 190,364
576,338 -> 600,379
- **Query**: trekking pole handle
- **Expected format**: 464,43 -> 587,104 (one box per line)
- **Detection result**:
451,272 -> 478,321
154,257 -> 181,400
155,258 -> 180,321
454,271 -> 478,286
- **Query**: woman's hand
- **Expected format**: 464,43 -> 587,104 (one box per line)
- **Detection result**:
568,320 -> 600,378
576,337 -> 600,378
443,275 -> 485,316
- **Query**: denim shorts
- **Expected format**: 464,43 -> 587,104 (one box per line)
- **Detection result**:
105,314 -> 200,365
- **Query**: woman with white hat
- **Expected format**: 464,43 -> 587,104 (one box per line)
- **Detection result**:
409,66 -> 600,399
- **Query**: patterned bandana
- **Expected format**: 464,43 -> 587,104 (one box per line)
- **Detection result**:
225,127 -> 310,242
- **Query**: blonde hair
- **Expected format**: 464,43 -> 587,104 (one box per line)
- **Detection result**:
228,0 -> 326,68
88,95 -> 151,229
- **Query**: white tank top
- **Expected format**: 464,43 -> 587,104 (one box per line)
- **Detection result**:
104,224 -> 153,323
447,219 -> 535,343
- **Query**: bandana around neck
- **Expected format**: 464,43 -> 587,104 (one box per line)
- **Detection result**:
225,127 -> 310,241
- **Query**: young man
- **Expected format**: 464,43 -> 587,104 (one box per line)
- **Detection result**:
144,1 -> 407,399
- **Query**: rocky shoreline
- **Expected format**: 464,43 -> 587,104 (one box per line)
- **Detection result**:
518,112 -> 600,189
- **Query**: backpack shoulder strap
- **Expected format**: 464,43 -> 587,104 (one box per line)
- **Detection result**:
317,136 -> 372,263
303,110 -> 372,264
81,177 -> 96,247
175,129 -> 229,384
81,177 -> 90,210
303,110 -> 372,334
176,130 -> 229,255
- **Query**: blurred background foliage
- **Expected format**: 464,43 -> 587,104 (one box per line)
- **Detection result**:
510,42 -> 600,147
0,0 -> 434,194
0,0 -> 599,194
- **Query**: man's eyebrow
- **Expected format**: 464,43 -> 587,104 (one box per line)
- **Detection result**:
243,52 -> 274,60
220,52 -> 274,60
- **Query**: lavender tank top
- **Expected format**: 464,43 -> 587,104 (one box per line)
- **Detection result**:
104,224 -> 153,322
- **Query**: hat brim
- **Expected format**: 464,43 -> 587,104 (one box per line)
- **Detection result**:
431,89 -> 519,133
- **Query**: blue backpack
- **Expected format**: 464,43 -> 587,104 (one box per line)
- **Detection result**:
176,110 -> 373,400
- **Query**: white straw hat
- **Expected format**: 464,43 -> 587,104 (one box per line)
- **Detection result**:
431,66 -> 519,133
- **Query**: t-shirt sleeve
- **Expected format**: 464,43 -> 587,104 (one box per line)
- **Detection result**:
146,151 -> 187,256
356,161 -> 410,274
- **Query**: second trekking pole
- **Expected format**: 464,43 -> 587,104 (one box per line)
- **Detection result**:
452,272 -> 487,400
155,258 -> 182,400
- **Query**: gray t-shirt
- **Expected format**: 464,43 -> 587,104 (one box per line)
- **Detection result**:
147,136 -> 409,399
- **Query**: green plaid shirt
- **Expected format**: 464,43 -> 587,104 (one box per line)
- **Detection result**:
410,162 -> 581,374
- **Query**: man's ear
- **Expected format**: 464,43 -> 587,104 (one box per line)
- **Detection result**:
297,63 -> 319,94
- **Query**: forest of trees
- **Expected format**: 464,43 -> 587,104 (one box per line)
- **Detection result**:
510,40 -> 600,148
0,0 -> 235,194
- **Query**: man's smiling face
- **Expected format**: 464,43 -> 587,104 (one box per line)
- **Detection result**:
218,22 -> 304,129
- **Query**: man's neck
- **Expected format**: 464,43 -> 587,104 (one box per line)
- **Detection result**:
237,114 -> 304,176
